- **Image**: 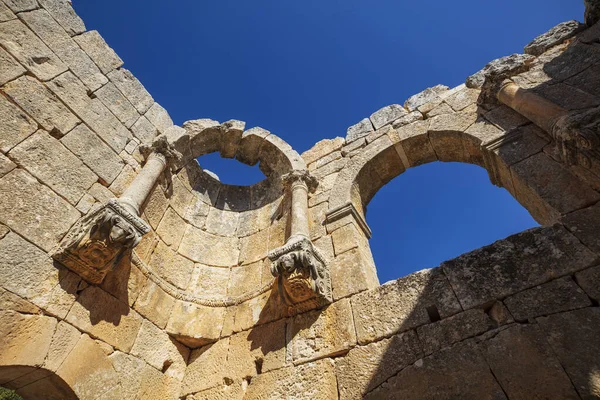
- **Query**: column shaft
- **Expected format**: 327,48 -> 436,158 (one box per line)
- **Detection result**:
289,180 -> 310,238
119,152 -> 167,216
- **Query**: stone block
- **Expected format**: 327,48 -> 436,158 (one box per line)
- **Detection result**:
61,124 -> 124,184
142,185 -> 169,229
511,153 -> 600,224
57,335 -> 120,400
131,319 -> 189,380
487,301 -> 514,326
179,225 -> 240,267
417,309 -> 494,355
346,118 -> 374,142
47,71 -> 132,152
94,82 -> 140,128
484,104 -> 530,132
145,102 -> 173,134
489,124 -> 548,167
74,30 -> 123,74
108,164 -> 136,196
537,308 -> 600,399
504,276 -> 591,321
575,265 -> 600,301
189,264 -> 229,298
148,240 -> 195,290
169,175 -> 195,216
3,75 -> 80,137
133,279 -> 176,329
390,120 -> 436,167
481,324 -> 579,400
228,262 -> 261,298
561,202 -> 600,255
2,0 -> 36,12
187,384 -> 245,400
156,207 -> 187,248
330,245 -> 379,301
0,46 -> 24,86
444,87 -> 480,112
0,169 -> 80,252
336,330 -> 422,400
38,0 -> 85,36
0,287 -> 40,314
366,341 -> 506,400
331,222 -> 366,256
287,298 -> 356,364
166,300 -> 225,348
65,286 -> 143,352
107,68 -> 154,114
0,20 -> 67,81
442,225 -> 597,310
425,101 -> 454,117
370,104 -> 407,130
352,267 -> 462,345
239,228 -> 270,265
88,181 -> 114,203
75,193 -> 95,214
404,84 -> 449,111
44,320 -> 81,372
565,62 -> 600,98
234,126 -> 268,166
204,207 -> 239,236
245,359 -> 338,400
30,268 -> 80,319
10,130 -> 98,204
534,82 -> 600,110
0,153 -> 15,178
226,319 -> 286,381
0,310 -> 57,367
0,2 -> 16,20
20,9 -> 106,91
302,137 -> 345,166
525,20 -> 586,56
181,338 -> 230,395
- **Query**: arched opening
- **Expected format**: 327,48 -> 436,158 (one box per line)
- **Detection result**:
197,152 -> 266,186
0,366 -> 78,400
367,161 -> 538,283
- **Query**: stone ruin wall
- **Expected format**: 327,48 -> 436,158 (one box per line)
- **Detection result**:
1,0 -> 600,399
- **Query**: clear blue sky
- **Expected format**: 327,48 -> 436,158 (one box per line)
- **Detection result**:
75,0 -> 584,283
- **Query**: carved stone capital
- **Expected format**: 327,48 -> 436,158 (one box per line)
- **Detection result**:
282,170 -> 318,193
268,235 -> 332,314
52,199 -> 150,284
552,106 -> 600,168
139,135 -> 183,171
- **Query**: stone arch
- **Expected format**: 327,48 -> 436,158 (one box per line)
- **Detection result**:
0,366 -> 78,400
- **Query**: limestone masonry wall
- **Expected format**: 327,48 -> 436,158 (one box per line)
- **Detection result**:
1,0 -> 600,399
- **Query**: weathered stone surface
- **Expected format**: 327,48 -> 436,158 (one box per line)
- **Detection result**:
182,338 -> 230,395
38,0 -> 85,36
131,115 -> 158,145
370,104 -> 407,130
0,169 -> 80,251
390,120 -> 436,166
391,110 -> 423,129
0,153 -> 15,178
444,87 -> 480,112
239,228 -> 269,265
179,225 -> 240,267
525,20 -> 586,56
468,53 -> 535,90
303,137 -> 345,166
0,2 -> 15,21
346,117 -> 374,142
482,324 -> 580,400
131,319 -> 189,380
245,359 -> 338,400
166,300 -> 224,348
0,287 -> 40,314
511,153 -> 600,223
204,207 -> 239,237
533,82 -> 600,111
3,76 -> 79,137
156,207 -> 187,248
351,268 -> 462,345
425,101 -> 454,117
2,0 -> 36,12
404,85 -> 449,112
142,185 -> 168,229
94,82 -> 139,128
148,240 -> 195,291
44,320 -> 81,372
187,384 -> 245,400
336,331 -> 422,400
366,341 -> 506,400
145,102 -> 173,134
287,298 -> 356,364
0,20 -> 67,81
226,319 -> 286,381
169,175 -> 195,216
586,0 -> 600,25
417,309 -> 494,355
73,30 -> 123,73
108,164 -> 136,196
330,246 -> 379,301
575,265 -> 600,301
442,225 -> 597,310
61,124 -> 123,185
189,264 -> 229,298
65,286 -> 143,352
537,308 -> 600,399
133,279 -> 176,329
504,276 -> 591,321
107,68 -> 154,114
47,71 -> 132,152
57,335 -> 120,400
0,310 -> 56,367
228,262 -> 261,297
20,9 -> 106,91
9,130 -> 97,204
88,181 -> 114,203
30,268 -> 80,319
0,46 -> 24,86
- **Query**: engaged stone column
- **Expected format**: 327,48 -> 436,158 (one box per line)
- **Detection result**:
268,170 -> 333,314
52,136 -> 182,284
497,80 -> 600,169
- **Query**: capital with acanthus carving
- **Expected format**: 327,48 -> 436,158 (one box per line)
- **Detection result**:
52,199 -> 150,284
551,105 -> 600,169
139,134 -> 183,172
268,235 -> 332,314
282,169 -> 319,193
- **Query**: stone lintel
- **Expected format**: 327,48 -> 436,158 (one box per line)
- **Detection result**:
325,202 -> 372,239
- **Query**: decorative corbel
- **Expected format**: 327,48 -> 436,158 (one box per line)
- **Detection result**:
52,136 -> 182,284
268,170 -> 332,313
